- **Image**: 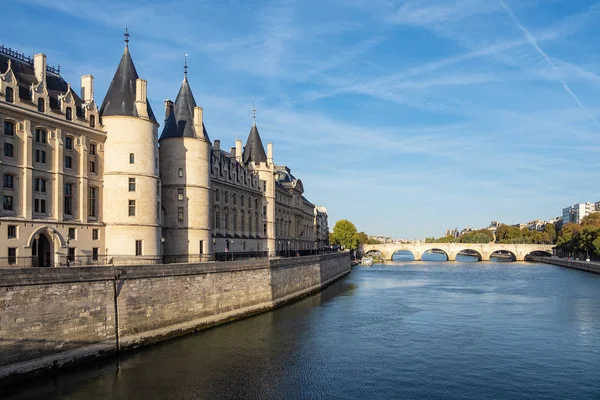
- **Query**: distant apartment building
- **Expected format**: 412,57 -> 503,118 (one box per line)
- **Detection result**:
562,202 -> 597,224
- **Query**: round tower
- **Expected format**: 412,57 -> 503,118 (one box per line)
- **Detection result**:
99,33 -> 161,260
158,63 -> 211,260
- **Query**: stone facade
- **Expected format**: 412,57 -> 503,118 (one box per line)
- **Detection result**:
0,252 -> 351,381
0,37 -> 327,266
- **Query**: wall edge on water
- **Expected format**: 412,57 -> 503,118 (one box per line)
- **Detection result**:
0,253 -> 352,385
527,256 -> 600,274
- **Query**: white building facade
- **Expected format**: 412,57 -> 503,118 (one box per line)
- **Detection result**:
1,37 -> 326,267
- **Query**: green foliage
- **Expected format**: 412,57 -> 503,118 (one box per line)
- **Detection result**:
356,231 -> 369,245
544,223 -> 557,243
328,232 -> 337,245
332,220 -> 359,250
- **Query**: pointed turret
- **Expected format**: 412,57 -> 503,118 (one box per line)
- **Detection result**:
99,28 -> 157,123
242,104 -> 267,164
159,58 -> 210,141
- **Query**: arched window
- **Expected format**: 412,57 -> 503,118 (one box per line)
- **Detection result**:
65,107 -> 72,121
129,153 -> 135,164
37,98 -> 45,112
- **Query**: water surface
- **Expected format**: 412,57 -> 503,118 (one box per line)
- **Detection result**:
5,259 -> 600,399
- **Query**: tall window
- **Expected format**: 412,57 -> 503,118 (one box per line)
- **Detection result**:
214,206 -> 220,229
4,143 -> 13,157
178,207 -> 184,222
8,225 -> 16,238
224,191 -> 229,203
64,155 -> 72,169
3,174 -> 14,188
35,149 -> 47,164
224,208 -> 229,230
4,121 -> 14,136
65,107 -> 72,121
64,183 -> 73,215
128,177 -> 136,192
3,195 -> 13,210
128,200 -> 136,216
241,210 -> 245,231
68,247 -> 75,262
65,136 -> 73,150
233,193 -> 237,205
89,160 -> 96,173
177,188 -> 184,201
34,178 -> 46,193
8,248 -> 16,265
34,198 -> 46,213
89,115 -> 95,128
129,153 -> 135,164
35,129 -> 47,144
68,228 -> 76,240
5,87 -> 14,103
92,248 -> 99,261
215,188 -> 220,202
233,209 -> 237,231
92,229 -> 99,240
37,98 -> 45,112
135,240 -> 142,256
178,168 -> 183,177
88,187 -> 97,217
89,143 -> 96,155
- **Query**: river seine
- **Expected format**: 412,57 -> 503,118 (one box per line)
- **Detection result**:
4,256 -> 600,399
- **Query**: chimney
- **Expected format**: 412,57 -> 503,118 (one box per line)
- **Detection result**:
267,142 -> 273,165
33,53 -> 46,85
135,78 -> 148,118
193,106 -> 205,139
164,99 -> 174,121
80,75 -> 94,103
235,139 -> 242,163
214,140 -> 220,151
230,147 -> 236,158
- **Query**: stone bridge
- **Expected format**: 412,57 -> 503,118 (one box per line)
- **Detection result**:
361,243 -> 554,262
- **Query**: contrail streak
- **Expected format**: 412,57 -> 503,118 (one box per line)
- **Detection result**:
500,0 -> 600,130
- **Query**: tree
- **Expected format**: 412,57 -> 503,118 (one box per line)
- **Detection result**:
557,223 -> 582,255
581,212 -> 600,228
495,224 -> 509,242
332,220 -> 358,250
543,223 -> 557,243
328,232 -> 337,245
356,231 -> 369,246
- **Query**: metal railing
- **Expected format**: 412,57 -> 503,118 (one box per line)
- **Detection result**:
0,250 -> 343,269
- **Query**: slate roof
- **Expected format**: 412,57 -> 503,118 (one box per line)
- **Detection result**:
159,76 -> 210,142
242,121 -> 267,164
0,52 -> 85,115
99,46 -> 157,123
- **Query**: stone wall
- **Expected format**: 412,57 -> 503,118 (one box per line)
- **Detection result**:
0,252 -> 351,382
528,256 -> 600,274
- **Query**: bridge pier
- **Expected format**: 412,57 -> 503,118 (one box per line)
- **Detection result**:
414,252 -> 422,261
481,253 -> 490,262
447,252 -> 457,262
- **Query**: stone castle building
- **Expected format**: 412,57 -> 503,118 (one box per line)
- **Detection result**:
0,36 -> 328,267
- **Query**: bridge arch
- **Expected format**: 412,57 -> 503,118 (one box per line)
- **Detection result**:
421,248 -> 449,261
391,249 -> 418,261
489,250 -> 516,262
456,249 -> 482,262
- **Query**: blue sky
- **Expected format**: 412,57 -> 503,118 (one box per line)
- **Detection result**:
4,0 -> 600,238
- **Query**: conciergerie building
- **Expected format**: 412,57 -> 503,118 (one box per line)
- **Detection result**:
0,33 -> 329,267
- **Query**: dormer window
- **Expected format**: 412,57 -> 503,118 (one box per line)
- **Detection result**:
65,107 -> 72,121
89,115 -> 95,128
5,87 -> 14,103
37,98 -> 45,112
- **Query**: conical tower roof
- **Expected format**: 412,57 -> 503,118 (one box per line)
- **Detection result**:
159,73 -> 210,142
99,36 -> 157,123
242,106 -> 267,164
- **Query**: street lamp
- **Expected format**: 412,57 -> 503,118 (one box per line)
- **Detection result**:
35,234 -> 40,267
160,237 -> 166,263
287,241 -> 290,258
231,239 -> 234,261
66,237 -> 71,267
